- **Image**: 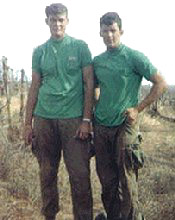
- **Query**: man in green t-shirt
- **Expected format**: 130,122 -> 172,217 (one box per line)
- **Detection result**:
93,12 -> 167,220
24,3 -> 94,220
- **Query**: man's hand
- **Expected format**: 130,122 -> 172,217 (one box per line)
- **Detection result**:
75,121 -> 91,140
23,125 -> 33,146
124,107 -> 139,125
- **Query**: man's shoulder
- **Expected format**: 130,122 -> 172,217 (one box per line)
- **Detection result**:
33,40 -> 50,54
123,44 -> 145,58
65,35 -> 89,47
93,51 -> 107,63
120,45 -> 149,66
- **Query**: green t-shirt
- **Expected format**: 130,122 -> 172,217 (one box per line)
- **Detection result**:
93,44 -> 157,126
32,35 -> 92,119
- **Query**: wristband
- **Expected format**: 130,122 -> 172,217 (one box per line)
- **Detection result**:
82,118 -> 91,123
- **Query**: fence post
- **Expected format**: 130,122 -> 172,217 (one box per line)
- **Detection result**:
2,56 -> 13,140
19,69 -> 25,125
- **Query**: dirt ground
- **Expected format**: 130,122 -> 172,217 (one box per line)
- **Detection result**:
0,106 -> 175,220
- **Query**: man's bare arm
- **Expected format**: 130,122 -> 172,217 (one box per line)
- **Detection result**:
82,65 -> 94,119
126,72 -> 167,124
24,71 -> 41,145
76,65 -> 94,139
136,72 -> 167,113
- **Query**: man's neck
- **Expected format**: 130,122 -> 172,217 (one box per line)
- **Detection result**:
51,33 -> 66,40
107,42 -> 121,51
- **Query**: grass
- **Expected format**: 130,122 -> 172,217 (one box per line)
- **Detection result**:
0,100 -> 175,219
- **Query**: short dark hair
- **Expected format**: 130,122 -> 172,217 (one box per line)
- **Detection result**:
45,3 -> 68,17
100,12 -> 122,30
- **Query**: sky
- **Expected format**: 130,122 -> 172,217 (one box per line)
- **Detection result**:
0,0 -> 174,84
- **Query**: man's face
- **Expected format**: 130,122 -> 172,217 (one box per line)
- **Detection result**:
100,22 -> 123,49
46,13 -> 69,39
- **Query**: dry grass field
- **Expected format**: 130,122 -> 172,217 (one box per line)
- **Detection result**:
0,97 -> 175,220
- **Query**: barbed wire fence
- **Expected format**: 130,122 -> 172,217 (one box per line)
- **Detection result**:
0,56 -> 30,143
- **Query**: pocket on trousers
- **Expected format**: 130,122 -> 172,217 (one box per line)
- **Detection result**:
131,144 -> 144,169
126,139 -> 145,170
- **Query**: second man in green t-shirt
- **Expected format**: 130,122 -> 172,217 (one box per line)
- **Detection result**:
93,12 -> 167,220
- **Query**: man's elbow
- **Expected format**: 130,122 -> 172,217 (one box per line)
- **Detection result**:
160,77 -> 168,93
152,72 -> 168,92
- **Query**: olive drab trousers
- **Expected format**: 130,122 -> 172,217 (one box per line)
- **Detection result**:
32,116 -> 93,220
94,120 -> 144,220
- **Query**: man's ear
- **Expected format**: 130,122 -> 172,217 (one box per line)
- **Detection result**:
66,17 -> 69,25
45,18 -> 49,25
100,30 -> 103,37
120,30 -> 124,35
